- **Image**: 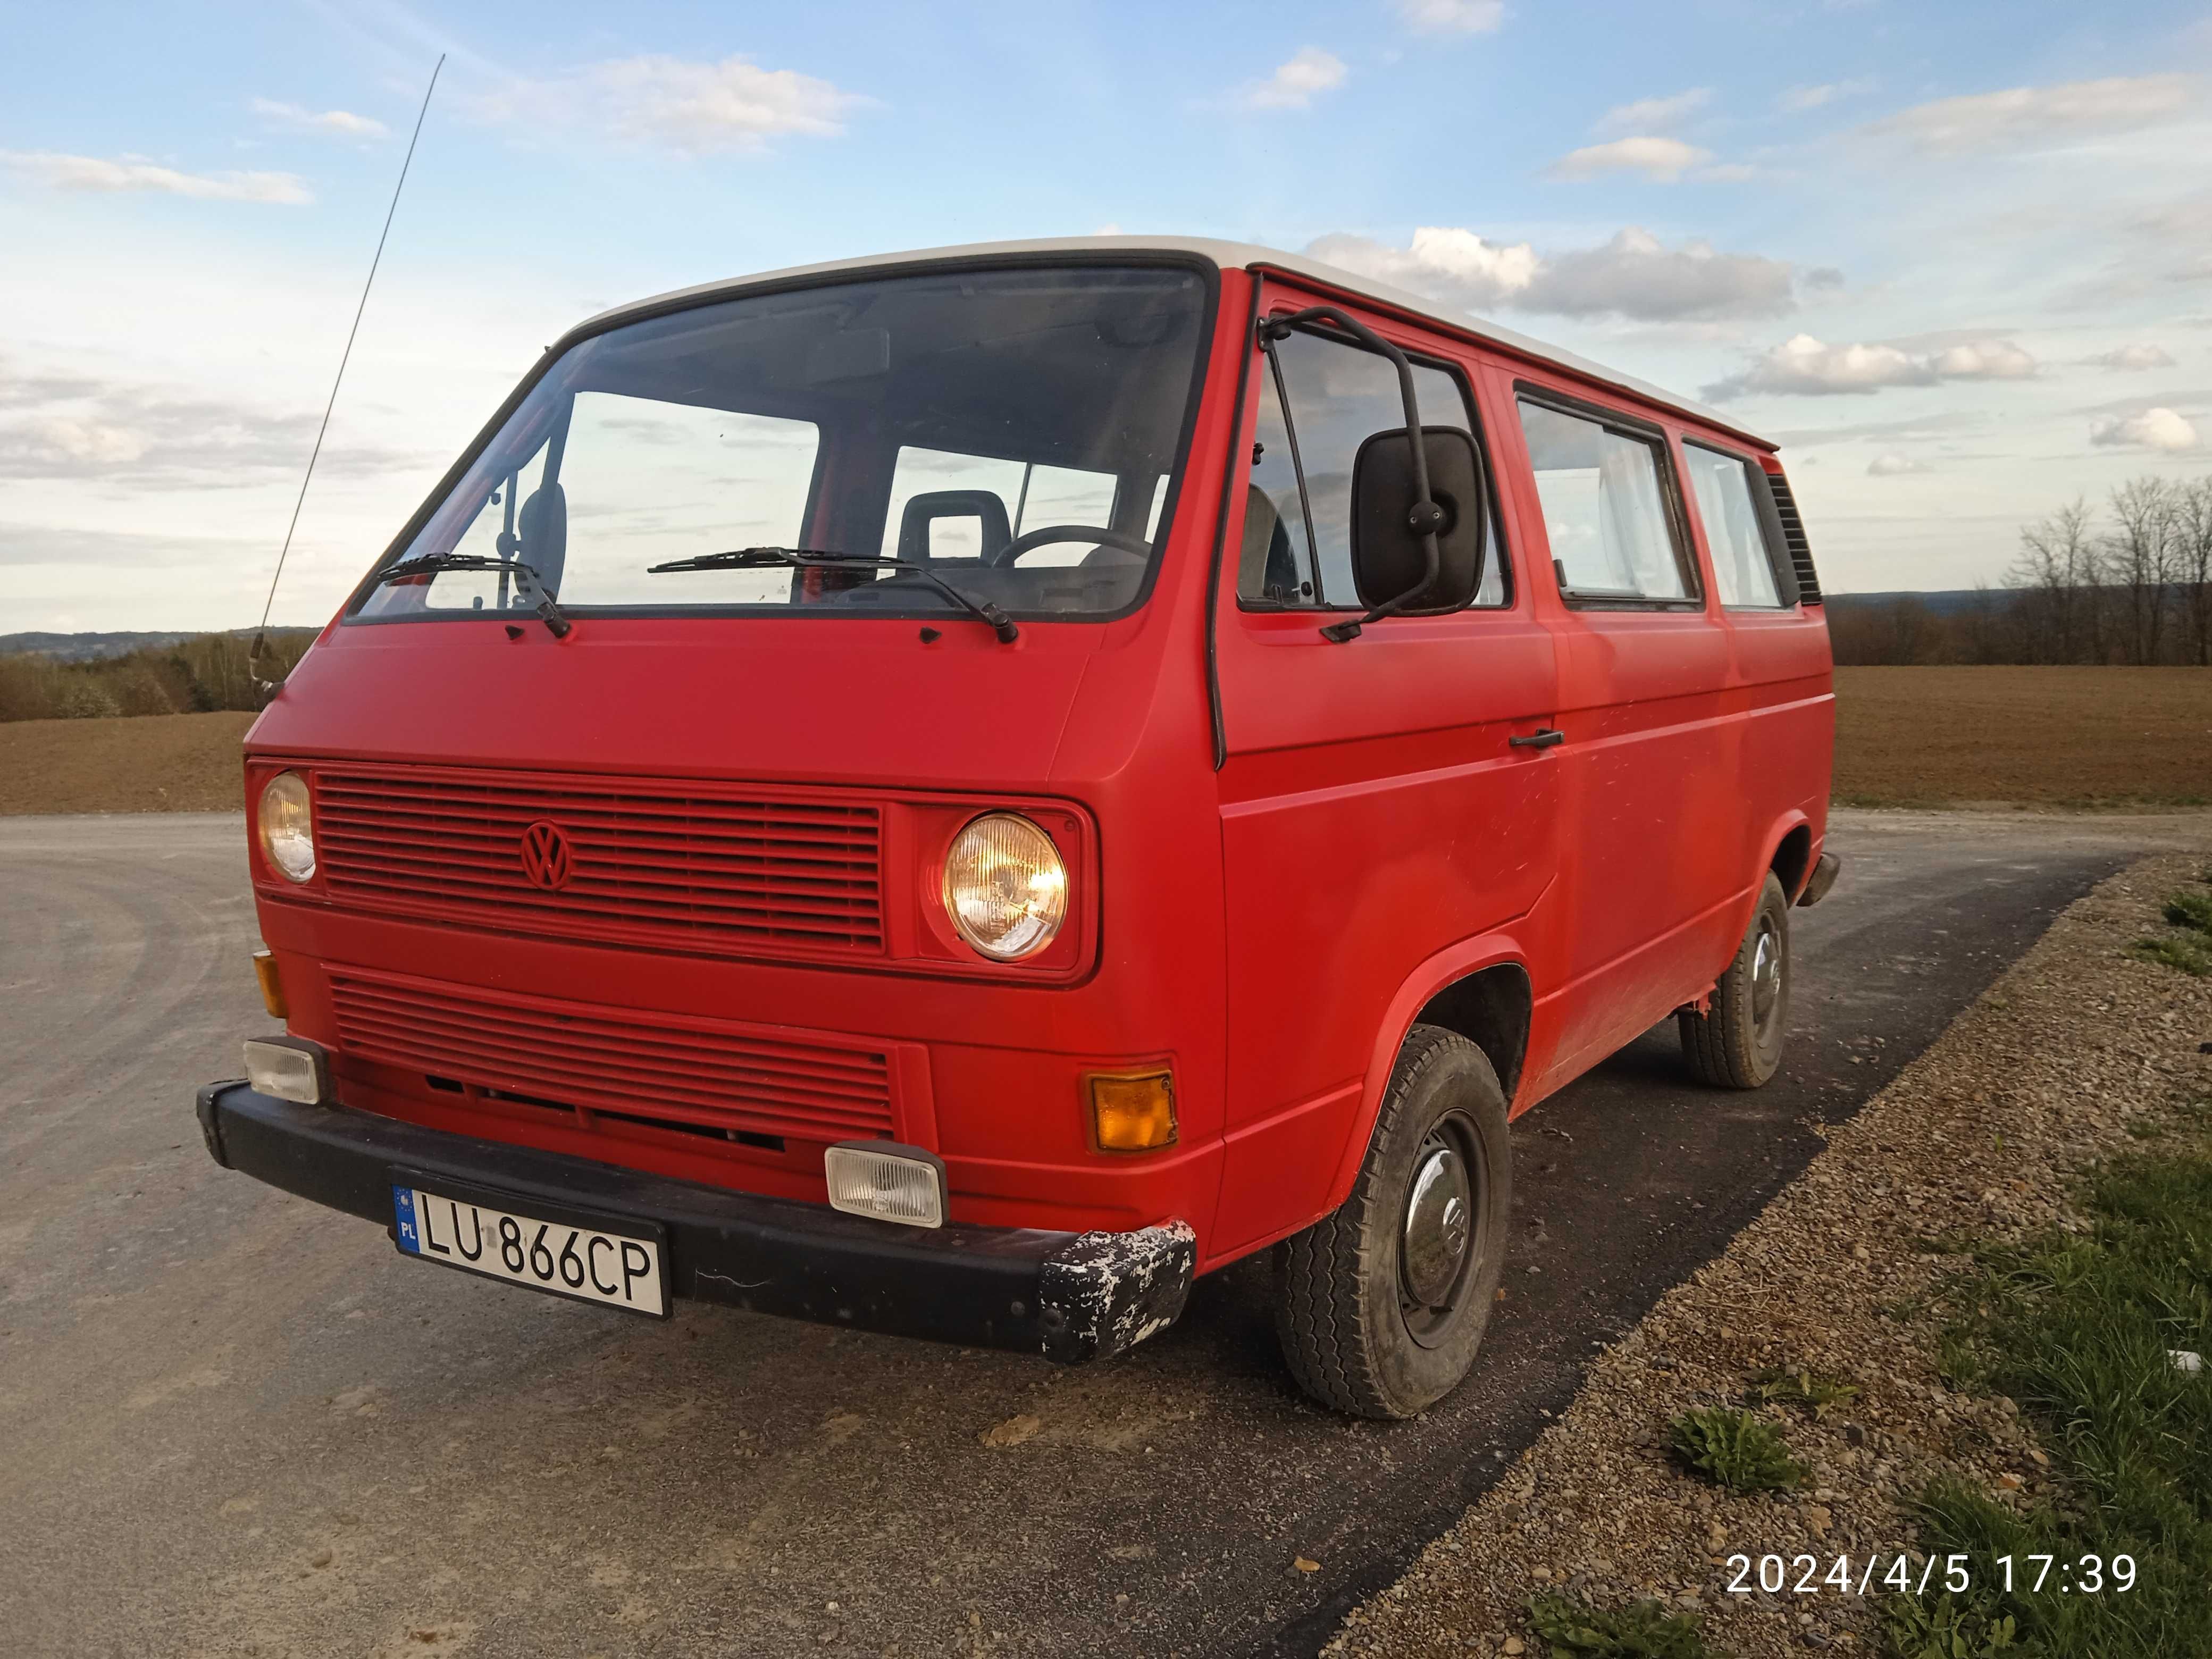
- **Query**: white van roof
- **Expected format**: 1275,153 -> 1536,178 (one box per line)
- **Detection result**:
579,236 -> 1767,451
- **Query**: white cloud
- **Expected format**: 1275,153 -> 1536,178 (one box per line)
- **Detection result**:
1778,78 -> 1875,113
0,150 -> 311,204
478,53 -> 863,153
1862,74 -> 2198,152
1704,333 -> 2038,399
1547,136 -> 1713,182
0,357 -> 424,484
1237,48 -> 1347,112
1306,227 -> 1540,309
1866,452 -> 1931,476
1929,339 -> 2038,379
11,416 -> 148,467
250,99 -> 389,139
1536,228 -> 1796,320
2087,343 -> 2178,371
1305,224 -> 1797,322
1396,0 -> 1507,35
1596,89 -> 1710,134
2089,407 -> 2199,450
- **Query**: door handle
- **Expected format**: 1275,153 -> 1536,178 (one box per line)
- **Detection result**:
1510,727 -> 1565,750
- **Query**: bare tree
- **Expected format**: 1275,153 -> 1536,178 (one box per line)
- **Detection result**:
2176,477 -> 2212,667
2103,477 -> 2177,665
2008,498 -> 2097,663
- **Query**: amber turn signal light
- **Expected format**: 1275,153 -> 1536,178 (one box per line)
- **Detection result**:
1086,1070 -> 1177,1153
253,949 -> 288,1021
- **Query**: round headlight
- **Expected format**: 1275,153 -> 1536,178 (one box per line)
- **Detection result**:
257,771 -> 316,883
942,813 -> 1068,961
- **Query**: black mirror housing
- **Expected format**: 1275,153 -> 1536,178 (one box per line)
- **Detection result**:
1349,426 -> 1487,614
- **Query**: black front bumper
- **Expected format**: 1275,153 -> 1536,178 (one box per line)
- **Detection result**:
196,1082 -> 1193,1364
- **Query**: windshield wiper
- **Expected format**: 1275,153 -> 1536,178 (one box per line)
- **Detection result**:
372,554 -> 572,638
647,547 -> 1019,643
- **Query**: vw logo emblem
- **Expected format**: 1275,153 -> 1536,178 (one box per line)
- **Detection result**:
518,820 -> 574,891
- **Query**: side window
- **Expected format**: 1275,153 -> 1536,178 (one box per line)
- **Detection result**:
1516,397 -> 1694,604
1240,325 -> 1506,610
1682,442 -> 1785,608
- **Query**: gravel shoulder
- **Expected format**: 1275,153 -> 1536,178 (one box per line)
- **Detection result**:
1329,845 -> 2212,1658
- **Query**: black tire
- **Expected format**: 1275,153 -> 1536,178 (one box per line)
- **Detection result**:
1679,872 -> 1791,1089
1275,1025 -> 1512,1419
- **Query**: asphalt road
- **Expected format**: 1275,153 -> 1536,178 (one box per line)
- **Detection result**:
1,808 -> 2193,1658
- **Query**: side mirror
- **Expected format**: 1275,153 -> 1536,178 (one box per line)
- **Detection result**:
1350,426 -> 1487,614
247,630 -> 290,698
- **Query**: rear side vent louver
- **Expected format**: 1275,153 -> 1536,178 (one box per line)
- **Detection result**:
1765,470 -> 1822,605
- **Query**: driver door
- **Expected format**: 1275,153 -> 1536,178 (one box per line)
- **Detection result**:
1210,285 -> 1562,1254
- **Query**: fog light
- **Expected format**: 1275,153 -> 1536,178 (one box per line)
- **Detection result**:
824,1142 -> 948,1229
244,1036 -> 330,1105
1087,1070 -> 1177,1153
252,949 -> 288,1020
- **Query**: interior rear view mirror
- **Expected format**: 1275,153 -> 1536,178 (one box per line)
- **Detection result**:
1350,426 -> 1487,614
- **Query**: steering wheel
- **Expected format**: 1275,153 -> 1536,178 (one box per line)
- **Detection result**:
985,523 -> 1151,568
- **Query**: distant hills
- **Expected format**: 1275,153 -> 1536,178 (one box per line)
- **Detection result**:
0,628 -> 314,663
1820,589 -> 1995,617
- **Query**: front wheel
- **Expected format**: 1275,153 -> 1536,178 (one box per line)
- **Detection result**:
1275,1025 -> 1511,1419
1679,871 -> 1791,1088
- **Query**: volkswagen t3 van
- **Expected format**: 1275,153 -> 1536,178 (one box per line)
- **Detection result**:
199,238 -> 1838,1418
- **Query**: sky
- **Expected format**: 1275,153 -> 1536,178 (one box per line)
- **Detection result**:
3,0 -> 2211,633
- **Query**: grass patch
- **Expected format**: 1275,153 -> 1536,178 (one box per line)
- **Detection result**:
1666,1407 -> 1806,1493
1527,1592 -> 1724,1658
2132,875 -> 2212,976
2132,933 -> 2212,977
1881,1576 -> 2020,1656
2162,888 -> 2212,932
1747,1365 -> 1861,1419
1892,1138 -> 2212,1657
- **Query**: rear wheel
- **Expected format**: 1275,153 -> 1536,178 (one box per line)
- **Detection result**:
1679,872 -> 1791,1088
1275,1025 -> 1511,1419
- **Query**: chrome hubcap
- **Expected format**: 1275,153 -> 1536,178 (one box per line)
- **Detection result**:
1402,1143 -> 1472,1308
1750,921 -> 1782,1032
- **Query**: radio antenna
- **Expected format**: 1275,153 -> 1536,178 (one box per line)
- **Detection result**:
252,53 -> 445,683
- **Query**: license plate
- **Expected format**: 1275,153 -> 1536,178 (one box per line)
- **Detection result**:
391,1180 -> 669,1317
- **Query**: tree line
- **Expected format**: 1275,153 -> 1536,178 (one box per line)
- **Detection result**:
0,632 -> 314,723
1831,474 -> 2212,667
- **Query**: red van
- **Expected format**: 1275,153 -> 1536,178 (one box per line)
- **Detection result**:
200,238 -> 1837,1419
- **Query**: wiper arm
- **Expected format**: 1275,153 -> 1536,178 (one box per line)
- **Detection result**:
647,547 -> 1019,643
372,554 -> 572,638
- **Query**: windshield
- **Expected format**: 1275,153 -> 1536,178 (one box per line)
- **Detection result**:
354,263 -> 1211,624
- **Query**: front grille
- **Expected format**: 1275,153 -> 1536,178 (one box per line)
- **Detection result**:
328,964 -> 900,1145
313,763 -> 883,960
1765,471 -> 1823,605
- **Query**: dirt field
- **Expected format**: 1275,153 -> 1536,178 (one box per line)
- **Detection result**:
1834,665 -> 2212,808
0,711 -> 253,815
2,668 -> 2207,814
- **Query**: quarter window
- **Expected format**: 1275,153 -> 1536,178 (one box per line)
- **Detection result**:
1516,398 -> 1692,604
1242,325 -> 1505,609
1683,442 -> 1785,608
